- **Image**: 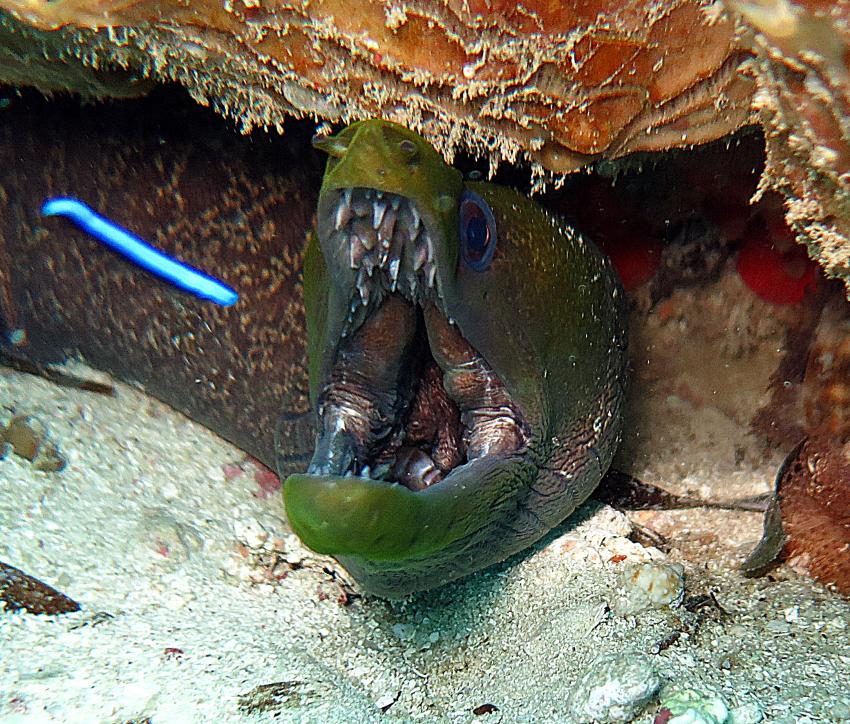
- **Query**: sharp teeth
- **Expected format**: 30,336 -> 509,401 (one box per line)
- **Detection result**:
363,252 -> 378,276
357,267 -> 370,305
425,261 -> 436,287
389,258 -> 400,290
349,234 -> 367,269
391,196 -> 401,211
410,205 -> 420,234
348,237 -> 357,269
413,243 -> 427,271
335,195 -> 353,230
372,200 -> 387,229
361,465 -> 371,479
376,191 -> 384,200
378,206 -> 398,245
352,218 -> 377,250
426,235 -> 434,263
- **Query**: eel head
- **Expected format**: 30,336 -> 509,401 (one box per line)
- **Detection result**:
283,120 -> 628,597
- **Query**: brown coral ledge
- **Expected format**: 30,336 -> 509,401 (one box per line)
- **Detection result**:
0,1 -> 848,292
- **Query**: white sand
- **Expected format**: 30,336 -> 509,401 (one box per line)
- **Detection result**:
2,363 -> 849,723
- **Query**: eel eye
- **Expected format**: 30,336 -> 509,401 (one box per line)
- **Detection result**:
459,190 -> 497,272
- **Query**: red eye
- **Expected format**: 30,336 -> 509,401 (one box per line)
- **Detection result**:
459,191 -> 497,271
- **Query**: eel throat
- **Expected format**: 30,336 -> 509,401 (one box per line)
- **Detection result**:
308,187 -> 528,491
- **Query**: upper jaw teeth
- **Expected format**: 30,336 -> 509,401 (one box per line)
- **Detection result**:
330,187 -> 437,305
372,200 -> 387,229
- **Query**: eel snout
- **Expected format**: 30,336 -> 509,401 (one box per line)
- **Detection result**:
308,187 -> 528,491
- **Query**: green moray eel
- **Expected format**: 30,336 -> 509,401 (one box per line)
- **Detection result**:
284,120 -> 628,596
1,93 -> 627,598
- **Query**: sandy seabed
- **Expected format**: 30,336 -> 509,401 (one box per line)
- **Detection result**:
1,355 -> 849,722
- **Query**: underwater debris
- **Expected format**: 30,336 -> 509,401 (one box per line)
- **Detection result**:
0,352 -> 116,395
0,414 -> 66,471
236,681 -> 316,714
472,703 -> 500,716
42,197 -> 239,306
567,651 -> 661,723
0,560 -> 80,614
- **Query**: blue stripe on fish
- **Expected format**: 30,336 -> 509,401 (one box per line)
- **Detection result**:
41,197 -> 238,307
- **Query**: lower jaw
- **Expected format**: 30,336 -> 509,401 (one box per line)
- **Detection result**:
283,449 -> 547,599
283,451 -> 524,561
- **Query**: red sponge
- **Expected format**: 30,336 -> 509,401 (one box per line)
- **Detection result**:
736,220 -> 818,304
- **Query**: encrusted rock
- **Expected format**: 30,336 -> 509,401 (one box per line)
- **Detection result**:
567,651 -> 661,723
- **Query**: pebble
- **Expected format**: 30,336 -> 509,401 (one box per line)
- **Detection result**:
1,415 -> 66,471
567,651 -> 661,722
612,562 -> 685,615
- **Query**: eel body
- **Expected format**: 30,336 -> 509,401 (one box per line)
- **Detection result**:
0,92 -> 319,470
2,94 -> 628,597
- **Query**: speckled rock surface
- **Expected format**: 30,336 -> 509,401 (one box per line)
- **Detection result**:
567,652 -> 661,722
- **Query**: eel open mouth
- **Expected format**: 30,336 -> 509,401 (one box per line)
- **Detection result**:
309,187 -> 528,492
